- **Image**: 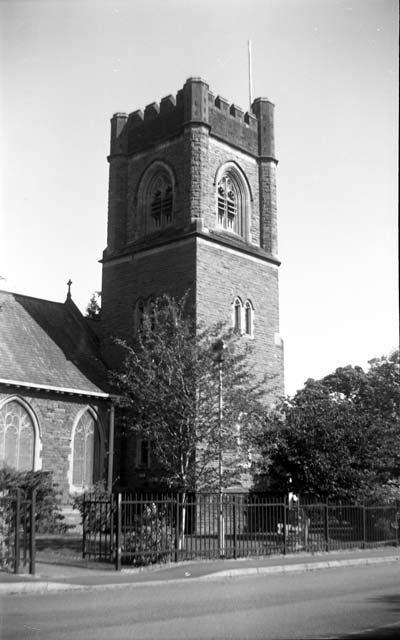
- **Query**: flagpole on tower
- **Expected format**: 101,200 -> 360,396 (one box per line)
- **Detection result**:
248,39 -> 253,109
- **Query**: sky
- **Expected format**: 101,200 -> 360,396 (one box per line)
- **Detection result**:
0,0 -> 398,396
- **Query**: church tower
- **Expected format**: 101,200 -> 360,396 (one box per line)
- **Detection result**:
101,78 -> 284,399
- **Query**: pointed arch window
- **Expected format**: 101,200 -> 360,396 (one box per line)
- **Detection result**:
244,300 -> 253,336
232,298 -> 254,337
0,400 -> 35,471
72,411 -> 101,488
216,164 -> 251,239
233,298 -> 243,334
149,174 -> 173,229
135,161 -> 176,240
218,175 -> 238,231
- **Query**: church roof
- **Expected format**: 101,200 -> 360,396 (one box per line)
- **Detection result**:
0,290 -> 110,398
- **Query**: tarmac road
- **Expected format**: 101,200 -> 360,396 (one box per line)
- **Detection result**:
1,562 -> 399,639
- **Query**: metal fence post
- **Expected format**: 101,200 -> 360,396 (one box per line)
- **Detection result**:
362,505 -> 366,549
175,494 -> 180,563
233,496 -> 237,559
324,501 -> 329,552
82,494 -> 87,559
115,493 -> 122,571
283,497 -> 287,555
110,493 -> 115,559
29,489 -> 36,575
14,489 -> 21,574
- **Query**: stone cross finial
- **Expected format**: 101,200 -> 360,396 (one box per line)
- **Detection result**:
67,279 -> 72,300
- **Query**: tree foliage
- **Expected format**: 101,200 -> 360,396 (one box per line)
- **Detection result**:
112,294 -> 266,494
258,351 -> 400,501
85,292 -> 101,318
0,467 -> 68,533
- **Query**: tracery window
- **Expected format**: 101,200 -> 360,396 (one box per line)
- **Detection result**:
72,411 -> 101,488
218,175 -> 238,231
135,161 -> 175,239
149,174 -> 173,229
0,400 -> 35,471
215,164 -> 250,239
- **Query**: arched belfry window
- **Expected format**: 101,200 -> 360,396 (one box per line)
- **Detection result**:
72,410 -> 101,489
0,399 -> 37,471
135,162 -> 175,238
215,163 -> 251,239
218,175 -> 237,231
150,174 -> 173,228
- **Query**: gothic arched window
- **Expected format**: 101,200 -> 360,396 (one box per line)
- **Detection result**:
244,300 -> 254,336
216,164 -> 251,239
135,162 -> 176,239
149,173 -> 173,230
0,400 -> 35,471
72,411 -> 101,489
218,175 -> 238,231
233,298 -> 243,334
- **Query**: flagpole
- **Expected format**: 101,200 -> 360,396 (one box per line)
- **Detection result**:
248,39 -> 253,108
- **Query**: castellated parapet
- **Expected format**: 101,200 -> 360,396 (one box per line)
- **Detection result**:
109,77 -> 277,161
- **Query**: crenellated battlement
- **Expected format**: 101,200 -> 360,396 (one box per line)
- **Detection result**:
109,78 -> 275,159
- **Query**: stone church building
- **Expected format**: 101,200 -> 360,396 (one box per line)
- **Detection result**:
0,78 -> 284,508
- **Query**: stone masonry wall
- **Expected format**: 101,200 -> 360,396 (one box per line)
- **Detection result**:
101,238 -> 197,367
196,240 -> 284,400
0,389 -> 109,506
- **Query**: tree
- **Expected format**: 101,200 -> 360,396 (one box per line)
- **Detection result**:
112,294 -> 266,539
257,351 -> 400,501
85,292 -> 101,318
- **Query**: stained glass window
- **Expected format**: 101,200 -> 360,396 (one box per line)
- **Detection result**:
72,412 -> 100,488
0,400 -> 35,471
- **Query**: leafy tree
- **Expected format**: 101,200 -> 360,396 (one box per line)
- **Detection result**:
257,351 -> 400,502
112,294 -> 266,540
85,292 -> 101,318
0,467 -> 68,533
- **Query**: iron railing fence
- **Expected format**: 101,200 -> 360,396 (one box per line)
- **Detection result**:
82,493 -> 115,563
0,488 -> 36,574
81,493 -> 400,570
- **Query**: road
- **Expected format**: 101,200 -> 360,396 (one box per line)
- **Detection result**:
1,563 -> 399,639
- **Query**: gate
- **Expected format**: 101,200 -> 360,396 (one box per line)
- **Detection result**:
0,489 -> 36,574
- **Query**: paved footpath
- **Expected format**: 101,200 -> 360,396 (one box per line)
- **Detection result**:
1,546 -> 399,595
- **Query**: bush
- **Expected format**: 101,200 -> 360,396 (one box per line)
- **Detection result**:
72,482 -> 112,533
123,503 -> 174,566
0,466 -> 68,534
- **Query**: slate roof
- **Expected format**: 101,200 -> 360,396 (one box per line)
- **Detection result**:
0,290 -> 110,397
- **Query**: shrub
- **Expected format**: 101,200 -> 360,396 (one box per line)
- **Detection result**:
0,466 -> 68,534
72,482 -> 112,533
122,503 -> 174,566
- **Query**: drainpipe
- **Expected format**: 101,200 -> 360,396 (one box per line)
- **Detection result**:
107,404 -> 115,493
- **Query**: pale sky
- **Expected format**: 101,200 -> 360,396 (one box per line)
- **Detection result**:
0,0 -> 398,395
